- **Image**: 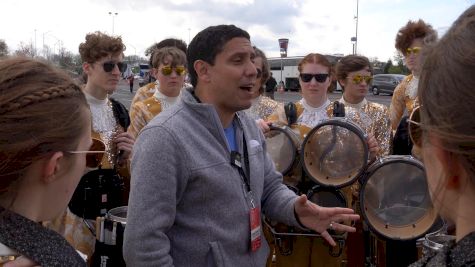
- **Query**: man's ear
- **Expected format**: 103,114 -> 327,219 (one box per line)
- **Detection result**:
83,62 -> 91,75
42,152 -> 64,183
338,79 -> 346,90
193,60 -> 211,83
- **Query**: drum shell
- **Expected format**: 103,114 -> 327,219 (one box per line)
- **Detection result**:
360,155 -> 438,241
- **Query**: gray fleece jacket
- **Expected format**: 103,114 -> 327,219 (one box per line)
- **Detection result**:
123,89 -> 300,267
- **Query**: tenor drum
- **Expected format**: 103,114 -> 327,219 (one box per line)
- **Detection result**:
360,156 -> 438,267
265,125 -> 301,176
301,118 -> 369,188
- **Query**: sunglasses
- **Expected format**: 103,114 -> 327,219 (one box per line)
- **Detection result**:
407,106 -> 422,147
67,138 -> 106,168
256,68 -> 262,79
406,47 -> 422,56
352,75 -> 373,85
160,66 -> 186,76
299,73 -> 329,83
102,61 -> 127,73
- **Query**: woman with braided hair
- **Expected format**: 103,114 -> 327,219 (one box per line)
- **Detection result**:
0,57 -> 93,266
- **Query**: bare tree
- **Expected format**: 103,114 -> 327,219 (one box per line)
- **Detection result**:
0,39 -> 8,57
15,42 -> 36,57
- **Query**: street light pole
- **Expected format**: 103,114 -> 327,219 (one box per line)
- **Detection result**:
108,12 -> 118,34
355,0 -> 359,54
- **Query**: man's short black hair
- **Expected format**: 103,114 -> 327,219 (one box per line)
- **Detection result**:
187,25 -> 250,87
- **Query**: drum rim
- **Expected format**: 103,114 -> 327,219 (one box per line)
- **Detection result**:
359,156 -> 438,241
267,125 -> 298,176
306,185 -> 348,208
301,118 -> 369,189
107,206 -> 128,224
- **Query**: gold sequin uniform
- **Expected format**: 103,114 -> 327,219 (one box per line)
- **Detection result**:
389,74 -> 419,131
246,95 -> 284,121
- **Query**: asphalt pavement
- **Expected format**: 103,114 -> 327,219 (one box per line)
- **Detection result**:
111,80 -> 393,111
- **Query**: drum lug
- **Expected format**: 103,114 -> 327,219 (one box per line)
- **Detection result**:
329,239 -> 344,257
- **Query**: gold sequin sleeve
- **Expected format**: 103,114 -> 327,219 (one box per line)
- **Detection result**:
267,104 -> 288,126
130,82 -> 155,107
128,101 -> 150,139
389,78 -> 409,131
370,103 -> 392,157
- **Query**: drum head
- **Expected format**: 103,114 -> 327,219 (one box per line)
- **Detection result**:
302,119 -> 368,188
265,126 -> 298,176
360,156 -> 437,240
307,185 -> 347,208
107,206 -> 128,224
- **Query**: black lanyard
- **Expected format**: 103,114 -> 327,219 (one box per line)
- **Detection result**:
231,129 -> 251,192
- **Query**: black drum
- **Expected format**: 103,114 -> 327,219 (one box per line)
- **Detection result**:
69,169 -> 126,220
307,185 -> 347,209
301,118 -> 369,188
265,125 -> 301,176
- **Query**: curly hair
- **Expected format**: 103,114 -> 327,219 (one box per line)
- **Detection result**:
187,25 -> 250,87
395,19 -> 437,55
79,31 -> 126,63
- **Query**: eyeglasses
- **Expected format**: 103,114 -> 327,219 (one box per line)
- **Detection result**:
256,68 -> 262,79
66,138 -> 106,168
102,61 -> 127,73
406,47 -> 422,56
351,75 -> 373,85
160,66 -> 186,76
407,106 -> 423,147
299,73 -> 329,83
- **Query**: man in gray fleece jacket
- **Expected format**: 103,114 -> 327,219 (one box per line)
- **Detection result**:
123,25 -> 359,267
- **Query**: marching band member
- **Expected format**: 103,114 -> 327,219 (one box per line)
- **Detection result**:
390,19 -> 437,155
130,38 -> 188,107
44,31 -> 134,260
409,5 -> 475,266
246,47 -> 285,132
0,58 -> 90,266
333,55 -> 391,159
128,47 -> 187,139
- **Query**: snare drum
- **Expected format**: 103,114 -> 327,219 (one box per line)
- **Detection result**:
265,125 -> 301,176
301,118 -> 369,188
360,155 -> 437,267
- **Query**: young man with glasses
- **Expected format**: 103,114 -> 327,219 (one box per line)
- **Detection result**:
45,31 -> 135,261
128,46 -> 187,138
131,38 -> 188,107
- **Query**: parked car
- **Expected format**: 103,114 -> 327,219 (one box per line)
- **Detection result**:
371,74 -> 406,95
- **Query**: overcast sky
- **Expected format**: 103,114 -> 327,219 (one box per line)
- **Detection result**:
1,0 -> 473,62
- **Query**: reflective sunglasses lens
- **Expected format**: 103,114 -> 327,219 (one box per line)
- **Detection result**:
300,74 -> 313,83
86,139 -> 105,168
117,62 -> 127,72
365,76 -> 373,83
175,66 -> 186,76
161,67 -> 173,76
409,107 -> 422,147
352,75 -> 363,84
103,62 -> 115,72
314,74 -> 329,83
256,68 -> 262,78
